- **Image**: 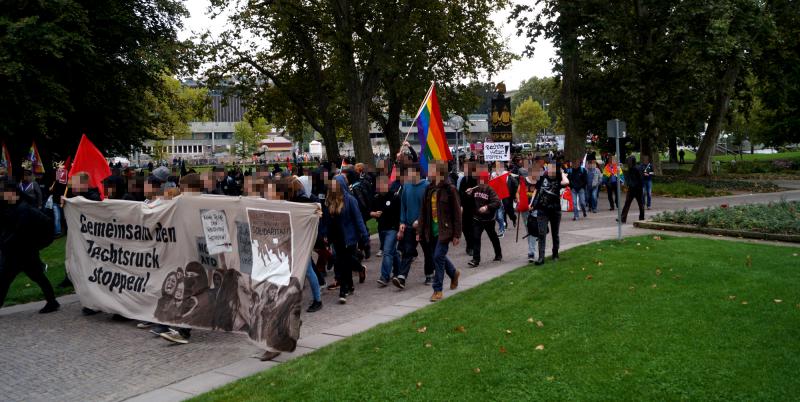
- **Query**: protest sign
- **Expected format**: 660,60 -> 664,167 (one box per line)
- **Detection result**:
484,142 -> 511,161
64,195 -> 319,352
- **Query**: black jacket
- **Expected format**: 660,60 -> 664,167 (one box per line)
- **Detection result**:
0,199 -> 51,255
458,176 -> 478,218
625,165 -> 643,189
568,168 -> 588,190
371,181 -> 402,232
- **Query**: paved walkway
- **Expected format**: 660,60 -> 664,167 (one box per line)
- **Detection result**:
2,186 -> 799,402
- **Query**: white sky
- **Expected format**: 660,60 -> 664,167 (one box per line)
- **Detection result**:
180,0 -> 556,90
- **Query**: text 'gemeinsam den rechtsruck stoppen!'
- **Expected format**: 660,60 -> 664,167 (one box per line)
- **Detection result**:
79,214 -> 179,294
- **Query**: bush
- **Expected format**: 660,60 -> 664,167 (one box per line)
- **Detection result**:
654,175 -> 781,193
652,201 -> 800,234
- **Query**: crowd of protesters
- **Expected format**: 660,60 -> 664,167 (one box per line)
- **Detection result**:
0,143 -> 655,351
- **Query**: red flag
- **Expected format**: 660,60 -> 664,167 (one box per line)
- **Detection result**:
389,165 -> 397,183
516,177 -> 529,212
489,172 -> 510,199
68,134 -> 111,199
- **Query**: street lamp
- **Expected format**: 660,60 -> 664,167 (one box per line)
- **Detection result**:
449,115 -> 465,173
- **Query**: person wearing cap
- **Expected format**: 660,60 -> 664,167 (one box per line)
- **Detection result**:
465,168 -> 502,267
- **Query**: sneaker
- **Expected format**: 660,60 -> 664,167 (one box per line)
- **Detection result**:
149,325 -> 169,336
493,255 -> 503,262
528,257 -> 536,263
392,277 -> 406,289
81,307 -> 99,316
327,281 -> 340,290
424,275 -> 433,286
359,265 -> 367,283
259,350 -> 281,361
572,217 -> 578,221
38,301 -> 60,314
160,329 -> 189,344
450,270 -> 460,290
376,277 -> 388,287
136,322 -> 153,329
376,250 -> 383,257
552,253 -> 559,262
534,259 -> 545,266
430,291 -> 443,302
338,294 -> 347,304
467,260 -> 480,267
307,301 -> 323,312
498,232 -> 505,238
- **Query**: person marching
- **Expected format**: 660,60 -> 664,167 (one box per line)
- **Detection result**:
619,155 -> 646,223
466,169 -> 502,267
640,155 -> 654,210
371,174 -> 402,286
417,161 -> 461,302
532,161 -> 569,265
393,162 -> 432,289
603,155 -> 623,211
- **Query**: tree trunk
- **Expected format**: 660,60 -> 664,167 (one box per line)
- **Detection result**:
668,135 -> 678,163
561,44 -> 583,162
691,61 -> 741,176
349,95 -> 373,165
383,88 -> 402,160
320,122 -> 340,162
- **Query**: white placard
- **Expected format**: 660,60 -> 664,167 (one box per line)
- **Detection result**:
201,209 -> 233,255
483,142 -> 511,161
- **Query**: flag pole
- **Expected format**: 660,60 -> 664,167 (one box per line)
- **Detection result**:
402,81 -> 436,144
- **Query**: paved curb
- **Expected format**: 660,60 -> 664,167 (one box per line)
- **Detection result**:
634,221 -> 800,243
0,294 -> 81,317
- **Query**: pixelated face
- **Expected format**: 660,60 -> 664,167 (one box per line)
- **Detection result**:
403,168 -> 419,184
427,162 -> 443,182
377,175 -> 389,193
70,175 -> 89,193
201,172 -> 214,189
1,189 -> 19,204
545,163 -> 556,178
642,155 -> 650,163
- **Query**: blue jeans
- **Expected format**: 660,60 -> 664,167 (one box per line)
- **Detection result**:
572,188 -> 586,219
589,185 -> 600,212
378,230 -> 400,281
643,179 -> 652,207
521,211 -> 538,258
432,241 -> 456,292
495,205 -> 506,234
53,204 -> 63,235
306,261 -> 321,302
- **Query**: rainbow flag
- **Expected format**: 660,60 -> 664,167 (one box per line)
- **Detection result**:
415,83 -> 452,171
28,141 -> 45,176
1,142 -> 11,176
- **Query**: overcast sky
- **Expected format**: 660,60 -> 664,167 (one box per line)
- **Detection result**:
180,1 -> 556,90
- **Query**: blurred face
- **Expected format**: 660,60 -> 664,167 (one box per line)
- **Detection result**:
70,175 -> 89,193
545,163 -> 556,178
427,162 -> 442,183
22,172 -> 32,183
144,181 -> 161,199
201,172 -> 214,190
403,168 -> 419,184
1,189 -> 19,204
377,176 -> 389,193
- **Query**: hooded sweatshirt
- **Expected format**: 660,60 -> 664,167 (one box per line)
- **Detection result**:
400,179 -> 428,226
471,183 -> 501,222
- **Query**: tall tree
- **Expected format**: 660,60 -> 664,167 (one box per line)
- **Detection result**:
0,0 -> 190,169
513,98 -> 550,143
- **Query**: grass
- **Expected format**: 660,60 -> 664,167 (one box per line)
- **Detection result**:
366,219 -> 378,235
193,235 -> 800,401
5,237 -> 73,306
653,201 -> 800,235
651,181 -> 729,198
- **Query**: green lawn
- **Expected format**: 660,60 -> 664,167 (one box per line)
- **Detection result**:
194,235 -> 800,401
4,236 -> 73,306
651,181 -> 730,198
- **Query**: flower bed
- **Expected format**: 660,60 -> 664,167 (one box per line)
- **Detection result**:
652,201 -> 800,235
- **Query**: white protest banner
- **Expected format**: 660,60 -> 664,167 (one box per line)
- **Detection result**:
484,142 -> 511,161
64,195 -> 319,352
201,209 -> 233,255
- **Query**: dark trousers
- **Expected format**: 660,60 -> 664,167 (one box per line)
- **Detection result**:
606,182 -> 619,209
502,198 -> 517,226
536,208 -> 561,258
621,187 -> 645,223
462,214 -> 475,253
397,227 -> 433,279
472,219 -> 502,262
333,244 -> 358,295
0,252 -> 56,307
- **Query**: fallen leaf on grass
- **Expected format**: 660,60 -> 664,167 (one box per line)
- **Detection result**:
535,344 -> 545,351
653,236 -> 662,240
741,301 -> 748,305
424,342 -> 432,348
629,286 -> 636,290
646,246 -> 650,250
728,295 -> 736,300
454,326 -> 466,333
655,269 -> 662,276
745,255 -> 752,267
416,382 -> 423,389
546,376 -> 555,381
651,284 -> 657,288
473,368 -> 481,374
536,321 -> 544,328
636,242 -> 641,246
793,253 -> 798,257
586,275 -> 593,280
774,299 -> 783,303
499,346 -> 507,353
417,326 -> 427,333
505,329 -> 512,334
527,317 -> 534,323
597,261 -> 603,266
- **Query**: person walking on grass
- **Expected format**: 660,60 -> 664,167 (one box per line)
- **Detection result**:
393,162 -> 432,289
568,159 -> 588,220
641,155 -> 654,210
0,177 -> 59,313
466,169 -> 502,268
417,161 -> 461,302
533,161 -> 569,266
619,156 -> 645,224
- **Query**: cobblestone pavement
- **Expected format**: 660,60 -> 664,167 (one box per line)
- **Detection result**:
1,187 -> 798,402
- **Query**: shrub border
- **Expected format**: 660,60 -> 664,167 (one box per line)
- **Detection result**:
633,221 -> 800,243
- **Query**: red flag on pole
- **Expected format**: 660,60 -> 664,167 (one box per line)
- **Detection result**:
516,177 -> 529,212
68,134 -> 111,200
389,165 -> 398,183
489,172 -> 510,199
